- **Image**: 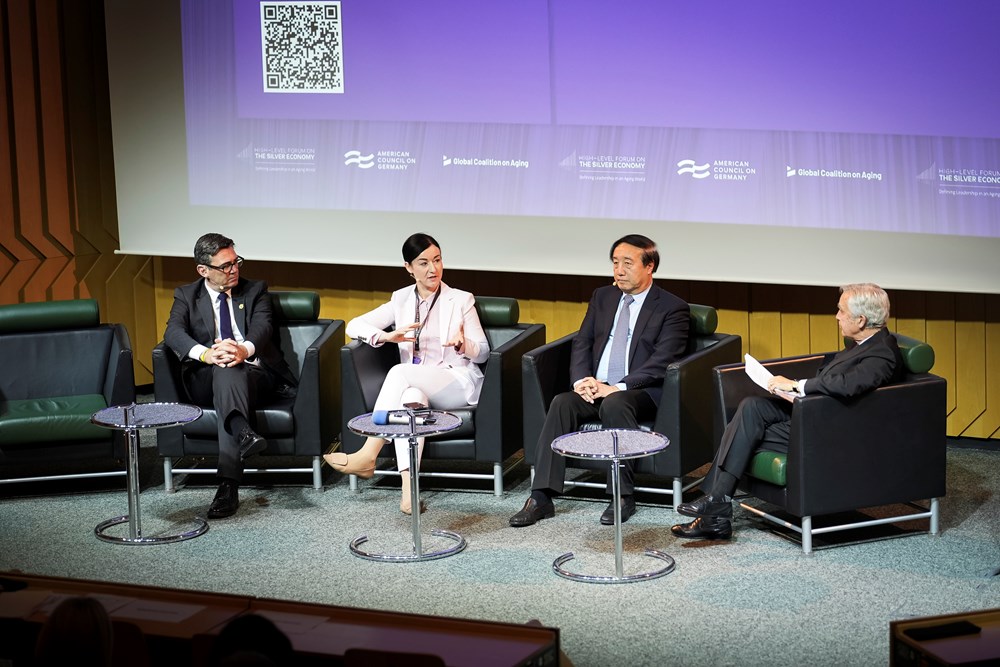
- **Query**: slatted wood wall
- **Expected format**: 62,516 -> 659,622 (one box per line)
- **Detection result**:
5,1 -> 998,442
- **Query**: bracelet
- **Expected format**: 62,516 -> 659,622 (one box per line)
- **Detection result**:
199,349 -> 208,363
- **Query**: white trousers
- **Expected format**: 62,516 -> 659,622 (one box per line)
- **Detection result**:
373,364 -> 472,471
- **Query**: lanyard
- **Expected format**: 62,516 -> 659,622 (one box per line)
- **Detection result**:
412,287 -> 441,362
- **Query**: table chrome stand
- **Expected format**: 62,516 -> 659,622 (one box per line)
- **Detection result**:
551,428 -> 675,583
347,410 -> 465,562
92,402 -> 207,545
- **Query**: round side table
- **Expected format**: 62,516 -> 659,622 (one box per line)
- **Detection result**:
346,409 -> 464,562
550,428 -> 675,583
91,402 -> 207,545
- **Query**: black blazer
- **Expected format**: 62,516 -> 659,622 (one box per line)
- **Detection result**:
570,283 -> 690,405
804,327 -> 904,399
163,277 -> 295,386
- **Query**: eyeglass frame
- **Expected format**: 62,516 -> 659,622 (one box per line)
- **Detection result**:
201,256 -> 244,273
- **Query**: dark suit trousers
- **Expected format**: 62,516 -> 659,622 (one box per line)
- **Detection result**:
531,389 -> 657,496
702,395 -> 793,496
183,363 -> 278,481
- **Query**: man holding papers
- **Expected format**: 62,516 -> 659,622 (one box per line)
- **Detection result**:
672,283 -> 904,540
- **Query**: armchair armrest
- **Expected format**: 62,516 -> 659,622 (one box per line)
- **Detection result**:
340,339 -> 400,452
105,323 -> 136,407
712,354 -> 825,441
785,374 -> 947,515
474,323 -> 546,461
291,319 -> 344,454
521,332 -> 576,462
653,333 -> 741,470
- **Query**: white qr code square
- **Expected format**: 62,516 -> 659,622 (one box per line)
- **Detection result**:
261,1 -> 343,93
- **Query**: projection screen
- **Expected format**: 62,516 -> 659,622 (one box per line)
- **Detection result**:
104,0 -> 1000,293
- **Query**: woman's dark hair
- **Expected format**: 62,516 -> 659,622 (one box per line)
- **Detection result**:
402,233 -> 441,264
609,234 -> 659,272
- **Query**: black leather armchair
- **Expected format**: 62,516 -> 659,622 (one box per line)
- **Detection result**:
0,299 -> 134,484
153,291 -> 344,490
340,296 -> 545,495
711,333 -> 946,553
521,304 -> 742,503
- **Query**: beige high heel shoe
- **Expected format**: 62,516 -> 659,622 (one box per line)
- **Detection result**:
323,451 -> 376,479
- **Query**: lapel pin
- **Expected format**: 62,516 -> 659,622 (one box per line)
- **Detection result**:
239,304 -> 244,310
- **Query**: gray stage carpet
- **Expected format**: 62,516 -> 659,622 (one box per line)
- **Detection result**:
1,443 -> 998,666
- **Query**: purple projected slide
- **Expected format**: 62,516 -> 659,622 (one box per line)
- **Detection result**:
181,0 -> 1000,238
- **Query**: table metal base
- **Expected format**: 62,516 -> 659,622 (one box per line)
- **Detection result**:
95,514 -> 209,545
347,426 -> 467,563
349,529 -> 467,562
553,549 -> 676,584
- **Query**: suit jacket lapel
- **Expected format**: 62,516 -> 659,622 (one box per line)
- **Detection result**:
436,284 -> 454,340
231,282 -> 248,337
629,287 -> 657,360
819,329 -> 882,376
196,285 -> 216,343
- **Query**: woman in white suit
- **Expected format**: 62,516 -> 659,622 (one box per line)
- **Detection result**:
324,233 -> 490,513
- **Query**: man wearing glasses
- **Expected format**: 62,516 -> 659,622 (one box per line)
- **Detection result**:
164,233 -> 296,519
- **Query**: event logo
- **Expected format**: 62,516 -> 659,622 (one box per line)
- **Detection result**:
677,158 -> 756,181
442,154 -> 529,169
246,144 -> 317,174
344,150 -> 374,169
345,149 -> 416,171
566,151 -> 647,183
788,165 -> 882,181
676,159 -> 710,179
929,162 -> 1000,200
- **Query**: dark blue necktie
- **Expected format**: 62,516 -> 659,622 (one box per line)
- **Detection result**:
218,292 -> 234,340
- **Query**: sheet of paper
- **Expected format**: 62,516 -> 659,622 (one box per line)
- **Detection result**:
743,353 -> 772,390
745,353 -> 797,402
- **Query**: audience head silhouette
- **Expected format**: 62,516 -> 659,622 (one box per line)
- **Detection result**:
209,613 -> 293,666
34,595 -> 113,667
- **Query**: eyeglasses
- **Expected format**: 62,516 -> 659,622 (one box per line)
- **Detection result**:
203,256 -> 244,273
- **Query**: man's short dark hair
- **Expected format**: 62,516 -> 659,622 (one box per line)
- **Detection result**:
194,233 -> 235,265
610,234 -> 659,272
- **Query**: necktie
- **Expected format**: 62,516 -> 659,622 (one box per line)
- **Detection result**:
218,292 -> 234,340
606,294 -> 634,385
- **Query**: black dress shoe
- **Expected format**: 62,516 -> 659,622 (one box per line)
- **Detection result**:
208,481 -> 240,519
671,516 -> 733,540
676,493 -> 733,519
600,495 -> 637,525
237,427 -> 267,460
509,497 -> 555,527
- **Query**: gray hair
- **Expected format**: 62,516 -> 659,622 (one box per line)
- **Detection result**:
840,283 -> 890,329
193,233 -> 235,265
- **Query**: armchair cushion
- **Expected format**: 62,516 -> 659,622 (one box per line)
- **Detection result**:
0,299 -> 134,480
1,395 -> 109,445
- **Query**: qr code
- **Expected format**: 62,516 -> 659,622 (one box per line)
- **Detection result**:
261,2 -> 343,93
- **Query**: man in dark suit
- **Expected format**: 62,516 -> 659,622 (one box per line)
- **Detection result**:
510,234 -> 690,527
164,233 -> 295,519
672,282 -> 904,540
